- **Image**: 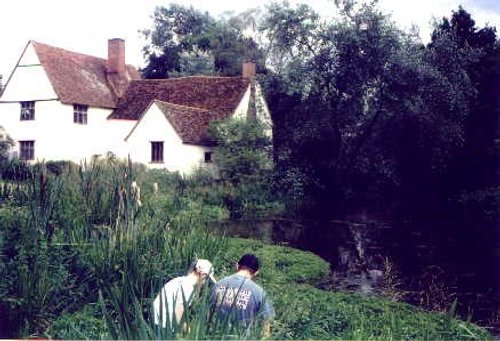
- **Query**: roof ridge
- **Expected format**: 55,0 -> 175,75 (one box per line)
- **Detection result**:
32,40 -> 105,61
31,40 -> 136,68
133,75 -> 246,83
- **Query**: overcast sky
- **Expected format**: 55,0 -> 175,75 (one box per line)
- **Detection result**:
0,0 -> 498,79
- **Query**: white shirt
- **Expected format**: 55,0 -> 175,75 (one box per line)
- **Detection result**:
153,276 -> 195,328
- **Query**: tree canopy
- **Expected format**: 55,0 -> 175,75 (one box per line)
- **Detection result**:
141,4 -> 264,78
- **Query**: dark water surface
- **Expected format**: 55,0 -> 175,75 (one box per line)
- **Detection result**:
217,217 -> 499,332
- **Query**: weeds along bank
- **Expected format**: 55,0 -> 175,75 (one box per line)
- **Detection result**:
0,160 -> 492,340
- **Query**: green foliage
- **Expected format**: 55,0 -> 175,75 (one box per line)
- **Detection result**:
207,117 -> 280,218
1,158 -> 32,181
270,284 -> 491,340
221,238 -> 331,286
430,6 -> 499,222
258,1 -> 493,219
45,304 -> 108,340
211,117 -> 272,185
141,4 -> 263,78
0,159 -> 230,338
0,170 -> 89,337
0,126 -> 13,175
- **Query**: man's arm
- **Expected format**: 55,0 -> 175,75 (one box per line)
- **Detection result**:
260,292 -> 275,338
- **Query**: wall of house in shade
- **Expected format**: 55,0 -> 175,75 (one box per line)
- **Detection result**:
230,82 -> 273,137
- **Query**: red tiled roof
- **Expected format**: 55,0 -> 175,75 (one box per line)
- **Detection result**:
111,77 -> 251,144
154,100 -> 218,145
32,41 -> 140,108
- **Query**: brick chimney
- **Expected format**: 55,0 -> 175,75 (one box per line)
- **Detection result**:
106,38 -> 129,97
108,38 -> 125,76
242,61 -> 256,78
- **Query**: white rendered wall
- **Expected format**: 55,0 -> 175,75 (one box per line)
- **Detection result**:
254,83 -> 273,136
104,119 -> 136,159
233,85 -> 251,119
0,41 -> 133,164
126,103 -> 213,174
0,100 -> 119,163
1,44 -> 58,102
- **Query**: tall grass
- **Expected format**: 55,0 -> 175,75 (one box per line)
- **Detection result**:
0,157 -> 229,338
0,164 -> 87,337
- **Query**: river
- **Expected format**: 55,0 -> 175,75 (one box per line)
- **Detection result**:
217,216 -> 499,334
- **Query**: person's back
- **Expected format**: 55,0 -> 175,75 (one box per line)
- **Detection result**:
212,273 -> 272,325
153,259 -> 215,329
210,254 -> 274,335
153,275 -> 193,328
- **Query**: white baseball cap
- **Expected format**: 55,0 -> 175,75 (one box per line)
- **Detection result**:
195,259 -> 216,283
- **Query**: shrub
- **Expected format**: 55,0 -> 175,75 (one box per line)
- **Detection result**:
45,304 -> 108,340
220,237 -> 331,285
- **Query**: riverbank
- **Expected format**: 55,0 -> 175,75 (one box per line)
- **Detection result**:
222,237 -> 493,340
218,216 -> 499,335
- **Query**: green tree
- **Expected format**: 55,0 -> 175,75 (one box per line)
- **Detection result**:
141,4 -> 263,78
140,4 -> 214,78
431,7 -> 499,219
0,126 -> 13,175
210,117 -> 272,186
209,117 -> 275,218
259,2 -> 477,217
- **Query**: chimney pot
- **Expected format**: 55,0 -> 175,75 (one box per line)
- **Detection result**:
108,38 -> 125,75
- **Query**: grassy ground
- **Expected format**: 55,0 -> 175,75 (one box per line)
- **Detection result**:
223,238 -> 492,340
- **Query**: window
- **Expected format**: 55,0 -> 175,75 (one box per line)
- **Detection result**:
204,151 -> 213,163
19,140 -> 34,160
151,141 -> 164,163
73,104 -> 88,124
20,101 -> 35,120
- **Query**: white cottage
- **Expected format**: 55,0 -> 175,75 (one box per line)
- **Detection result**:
0,39 -> 271,175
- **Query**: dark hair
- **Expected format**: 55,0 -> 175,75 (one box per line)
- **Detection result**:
238,253 -> 260,273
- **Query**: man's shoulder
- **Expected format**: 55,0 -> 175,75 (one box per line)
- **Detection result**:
215,274 -> 239,285
215,274 -> 263,291
162,276 -> 187,290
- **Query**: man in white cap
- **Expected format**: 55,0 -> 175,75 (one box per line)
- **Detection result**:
153,259 -> 216,329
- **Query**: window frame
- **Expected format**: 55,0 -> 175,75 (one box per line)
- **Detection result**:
151,141 -> 164,163
73,104 -> 88,124
20,101 -> 35,121
19,140 -> 35,160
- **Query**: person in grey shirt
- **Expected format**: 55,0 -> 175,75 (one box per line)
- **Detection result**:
210,253 -> 275,337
